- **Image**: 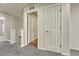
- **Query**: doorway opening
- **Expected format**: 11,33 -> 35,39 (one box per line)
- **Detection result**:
27,10 -> 38,48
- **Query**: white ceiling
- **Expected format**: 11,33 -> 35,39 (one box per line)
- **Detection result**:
0,3 -> 29,19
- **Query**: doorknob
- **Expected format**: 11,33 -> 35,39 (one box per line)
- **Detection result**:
46,30 -> 50,32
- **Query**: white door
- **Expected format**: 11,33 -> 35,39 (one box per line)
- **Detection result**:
45,5 -> 61,53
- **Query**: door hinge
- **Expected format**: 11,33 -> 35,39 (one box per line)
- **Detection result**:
60,9 -> 61,12
60,26 -> 62,30
60,44 -> 61,48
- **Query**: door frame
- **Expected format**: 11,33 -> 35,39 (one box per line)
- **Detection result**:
27,9 -> 39,45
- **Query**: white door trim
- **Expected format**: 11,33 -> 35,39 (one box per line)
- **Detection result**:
23,9 -> 39,46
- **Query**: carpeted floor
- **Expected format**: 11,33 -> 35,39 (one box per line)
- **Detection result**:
70,49 -> 79,56
0,41 -> 62,56
0,41 -> 78,56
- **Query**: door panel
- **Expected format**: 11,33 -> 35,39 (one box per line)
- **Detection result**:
45,8 -> 51,50
45,5 -> 61,53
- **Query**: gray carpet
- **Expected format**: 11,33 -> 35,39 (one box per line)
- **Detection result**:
70,49 -> 79,56
0,41 -> 62,56
0,41 -> 78,56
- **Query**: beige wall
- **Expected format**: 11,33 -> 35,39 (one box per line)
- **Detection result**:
70,4 -> 79,50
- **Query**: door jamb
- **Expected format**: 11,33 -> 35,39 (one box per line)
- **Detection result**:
27,9 -> 39,45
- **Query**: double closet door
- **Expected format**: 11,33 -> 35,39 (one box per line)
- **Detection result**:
38,5 -> 61,53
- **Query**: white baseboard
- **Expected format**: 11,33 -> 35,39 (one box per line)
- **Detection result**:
20,42 -> 27,47
6,40 -> 11,42
70,47 -> 79,51
38,47 -> 47,51
61,52 -> 71,56
20,44 -> 25,47
8,40 -> 16,44
10,41 -> 16,44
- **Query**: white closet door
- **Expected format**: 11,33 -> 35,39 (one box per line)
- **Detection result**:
45,7 -> 51,50
45,5 -> 61,53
